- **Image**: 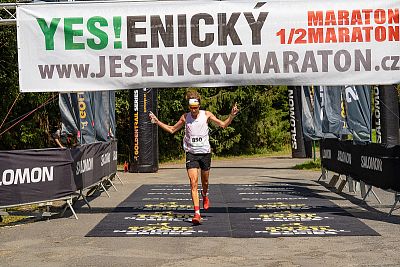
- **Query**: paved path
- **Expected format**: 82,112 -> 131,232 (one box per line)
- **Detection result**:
1,157 -> 400,267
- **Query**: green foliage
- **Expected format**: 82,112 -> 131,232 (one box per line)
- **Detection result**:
152,86 -> 290,161
114,90 -> 130,162
0,21 -> 60,150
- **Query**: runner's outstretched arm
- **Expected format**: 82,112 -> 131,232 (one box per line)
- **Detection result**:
149,112 -> 185,134
207,103 -> 239,128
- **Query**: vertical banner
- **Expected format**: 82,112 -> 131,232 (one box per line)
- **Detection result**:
313,86 -> 336,139
301,86 -> 319,140
378,85 -> 400,146
343,85 -> 371,143
313,86 -> 324,139
77,92 -> 96,144
109,91 -> 116,139
59,93 -> 80,140
288,86 -> 311,158
373,86 -> 382,143
93,91 -> 111,142
129,88 -> 159,172
323,86 -> 346,137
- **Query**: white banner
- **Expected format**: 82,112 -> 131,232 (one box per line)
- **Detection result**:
17,0 -> 400,92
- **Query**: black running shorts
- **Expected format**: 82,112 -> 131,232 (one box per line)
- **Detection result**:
185,152 -> 211,170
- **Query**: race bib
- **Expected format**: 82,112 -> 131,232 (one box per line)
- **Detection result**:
190,136 -> 206,147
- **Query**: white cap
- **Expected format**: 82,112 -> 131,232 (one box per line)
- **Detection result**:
188,98 -> 200,106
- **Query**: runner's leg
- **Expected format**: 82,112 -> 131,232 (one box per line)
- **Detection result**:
187,168 -> 200,209
200,170 -> 209,195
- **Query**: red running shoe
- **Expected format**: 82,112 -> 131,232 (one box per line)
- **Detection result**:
192,213 -> 202,225
202,191 -> 210,210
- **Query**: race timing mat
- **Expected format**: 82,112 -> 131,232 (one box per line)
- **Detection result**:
86,183 -> 379,238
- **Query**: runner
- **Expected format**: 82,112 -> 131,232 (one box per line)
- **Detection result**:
149,90 -> 239,225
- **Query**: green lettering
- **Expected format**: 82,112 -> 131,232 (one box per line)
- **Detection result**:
87,16 -> 108,50
64,17 -> 85,50
36,18 -> 61,50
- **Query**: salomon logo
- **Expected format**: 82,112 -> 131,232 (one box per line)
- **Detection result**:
361,156 -> 382,172
101,153 -> 111,166
76,158 -> 93,175
337,150 -> 351,164
1,167 -> 54,186
288,89 -> 297,150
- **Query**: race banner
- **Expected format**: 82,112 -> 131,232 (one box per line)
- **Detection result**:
16,0 -> 400,92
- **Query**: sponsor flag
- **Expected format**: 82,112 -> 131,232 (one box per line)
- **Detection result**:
93,91 -> 111,142
77,92 -> 96,144
59,93 -> 80,140
322,86 -> 347,137
109,91 -> 116,139
343,85 -> 371,143
313,86 -> 337,139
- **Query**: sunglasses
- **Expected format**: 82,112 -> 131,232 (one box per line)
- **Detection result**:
189,106 -> 199,110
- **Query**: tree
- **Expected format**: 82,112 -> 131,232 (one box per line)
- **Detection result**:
0,20 -> 60,150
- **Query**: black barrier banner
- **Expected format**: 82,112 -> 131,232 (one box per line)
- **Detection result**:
321,139 -> 400,192
59,93 -> 80,137
110,140 -> 118,173
0,141 -> 118,207
343,85 -> 371,143
130,88 -> 158,172
71,141 -> 117,190
71,143 -> 100,190
0,148 -> 75,206
320,139 -> 354,178
77,92 -> 96,144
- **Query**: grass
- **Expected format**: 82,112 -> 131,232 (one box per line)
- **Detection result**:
157,145 -> 293,165
212,146 -> 292,161
0,215 -> 34,225
0,204 -> 41,226
293,158 -> 321,170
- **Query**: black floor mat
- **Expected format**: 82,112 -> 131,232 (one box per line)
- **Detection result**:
86,183 -> 380,238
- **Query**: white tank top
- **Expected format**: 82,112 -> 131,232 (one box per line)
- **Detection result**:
183,110 -> 211,154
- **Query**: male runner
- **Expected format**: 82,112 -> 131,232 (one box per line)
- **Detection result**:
149,90 -> 239,225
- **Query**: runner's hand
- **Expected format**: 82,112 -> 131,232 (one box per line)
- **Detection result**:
231,103 -> 239,117
149,111 -> 158,124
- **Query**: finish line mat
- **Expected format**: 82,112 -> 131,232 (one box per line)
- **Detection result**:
86,183 -> 379,238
